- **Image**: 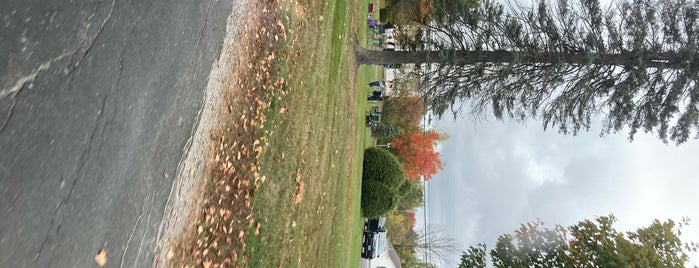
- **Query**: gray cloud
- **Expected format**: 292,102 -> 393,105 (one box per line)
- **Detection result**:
422,117 -> 699,267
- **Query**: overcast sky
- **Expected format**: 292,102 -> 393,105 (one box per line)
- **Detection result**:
409,0 -> 699,266
417,115 -> 699,267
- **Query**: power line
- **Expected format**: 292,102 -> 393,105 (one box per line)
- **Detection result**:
422,114 -> 430,268
423,178 -> 429,267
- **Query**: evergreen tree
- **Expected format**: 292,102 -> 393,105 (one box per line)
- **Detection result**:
356,0 -> 699,144
457,216 -> 699,267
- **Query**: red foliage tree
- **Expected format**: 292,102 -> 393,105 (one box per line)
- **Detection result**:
391,129 -> 444,181
406,211 -> 417,227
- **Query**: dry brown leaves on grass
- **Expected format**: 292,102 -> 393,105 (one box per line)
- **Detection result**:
168,1 -> 300,267
292,168 -> 305,204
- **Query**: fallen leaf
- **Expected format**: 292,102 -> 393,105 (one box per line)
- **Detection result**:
167,248 -> 175,260
203,260 -> 213,268
293,180 -> 305,204
94,248 -> 107,267
279,107 -> 289,115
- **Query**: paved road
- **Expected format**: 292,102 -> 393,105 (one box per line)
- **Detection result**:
0,0 -> 233,266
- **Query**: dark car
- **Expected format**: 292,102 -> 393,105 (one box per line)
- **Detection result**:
361,227 -> 387,259
364,216 -> 387,232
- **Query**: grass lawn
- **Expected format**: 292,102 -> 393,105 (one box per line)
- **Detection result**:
169,0 -> 384,267
242,0 -> 388,266
242,0 -> 365,267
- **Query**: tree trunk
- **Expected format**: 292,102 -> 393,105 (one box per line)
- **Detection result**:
355,46 -> 687,69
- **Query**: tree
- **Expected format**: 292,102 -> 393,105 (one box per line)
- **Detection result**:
406,211 -> 417,226
386,0 -> 433,24
398,224 -> 461,266
356,0 -> 699,144
384,212 -> 427,267
386,212 -> 458,267
458,215 -> 699,267
391,129 -> 445,181
386,212 -> 419,249
381,94 -> 425,133
459,243 -> 486,268
396,179 -> 424,210
370,121 -> 402,140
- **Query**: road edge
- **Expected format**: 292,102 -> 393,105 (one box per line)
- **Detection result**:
153,1 -> 255,266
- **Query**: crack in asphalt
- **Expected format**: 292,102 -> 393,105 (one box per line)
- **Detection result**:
0,98 -> 17,135
64,0 -> 117,76
196,0 -> 213,50
0,52 -> 72,100
31,0 -> 151,259
98,1 -> 151,149
0,51 -> 72,136
32,92 -> 108,262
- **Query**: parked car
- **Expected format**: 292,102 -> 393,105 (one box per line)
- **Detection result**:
364,216 -> 387,232
361,227 -> 387,259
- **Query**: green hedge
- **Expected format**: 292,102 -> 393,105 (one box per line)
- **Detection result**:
397,180 -> 412,198
362,147 -> 406,190
361,179 -> 398,218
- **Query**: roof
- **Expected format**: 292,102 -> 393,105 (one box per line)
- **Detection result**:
386,240 -> 403,268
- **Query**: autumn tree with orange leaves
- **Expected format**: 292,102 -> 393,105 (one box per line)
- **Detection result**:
391,129 -> 444,181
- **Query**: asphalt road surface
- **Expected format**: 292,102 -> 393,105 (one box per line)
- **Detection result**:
0,0 -> 234,266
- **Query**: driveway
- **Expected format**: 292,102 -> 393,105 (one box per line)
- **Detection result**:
0,0 -> 236,266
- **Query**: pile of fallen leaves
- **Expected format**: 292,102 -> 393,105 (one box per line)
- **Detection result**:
168,1 -> 297,267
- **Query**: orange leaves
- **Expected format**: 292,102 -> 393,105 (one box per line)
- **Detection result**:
391,129 -> 445,181
406,211 -> 417,227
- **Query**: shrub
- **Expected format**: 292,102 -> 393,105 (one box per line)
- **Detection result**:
362,147 -> 406,190
361,179 -> 398,218
379,8 -> 394,23
397,180 -> 412,198
371,122 -> 401,140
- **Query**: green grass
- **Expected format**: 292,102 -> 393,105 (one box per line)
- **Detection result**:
239,0 -> 384,267
167,0 -> 390,267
